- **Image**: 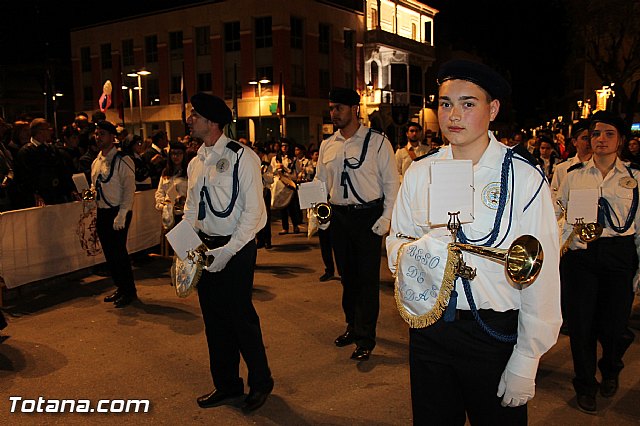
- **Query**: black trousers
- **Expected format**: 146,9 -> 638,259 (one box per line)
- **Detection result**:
330,204 -> 383,349
409,310 -> 526,426
256,188 -> 272,246
280,190 -> 302,231
318,227 -> 337,276
197,238 -> 273,393
96,207 -> 135,295
562,236 -> 637,396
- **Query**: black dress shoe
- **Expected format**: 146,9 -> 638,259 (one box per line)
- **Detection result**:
114,293 -> 137,308
197,389 -> 244,408
334,329 -> 355,347
350,346 -> 372,361
242,383 -> 273,413
600,377 -> 619,398
265,242 -> 272,249
576,394 -> 597,414
103,291 -> 121,303
319,272 -> 334,282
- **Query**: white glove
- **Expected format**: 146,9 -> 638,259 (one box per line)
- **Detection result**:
204,246 -> 234,273
371,216 -> 391,236
113,210 -> 128,231
497,368 -> 535,407
318,221 -> 330,231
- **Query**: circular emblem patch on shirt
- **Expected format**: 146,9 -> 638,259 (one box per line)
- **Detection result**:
481,182 -> 504,210
216,158 -> 230,173
619,176 -> 637,189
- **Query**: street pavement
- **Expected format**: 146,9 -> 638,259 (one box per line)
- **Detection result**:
0,221 -> 639,425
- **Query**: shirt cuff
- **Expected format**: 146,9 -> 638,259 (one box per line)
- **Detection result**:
505,348 -> 540,380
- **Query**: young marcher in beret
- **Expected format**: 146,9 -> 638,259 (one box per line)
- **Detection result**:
556,110 -> 638,414
387,59 -> 561,424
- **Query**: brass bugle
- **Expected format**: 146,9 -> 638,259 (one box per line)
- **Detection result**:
452,235 -> 543,290
394,233 -> 544,290
313,202 -> 332,225
556,200 -> 602,244
574,218 -> 602,243
82,188 -> 96,201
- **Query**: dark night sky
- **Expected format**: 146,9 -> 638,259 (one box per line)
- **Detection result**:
2,0 -> 571,128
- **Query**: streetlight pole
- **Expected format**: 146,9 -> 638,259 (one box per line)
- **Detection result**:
127,69 -> 151,137
52,92 -> 63,142
249,77 -> 270,142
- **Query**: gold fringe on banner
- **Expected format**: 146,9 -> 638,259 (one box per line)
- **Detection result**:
394,243 -> 460,329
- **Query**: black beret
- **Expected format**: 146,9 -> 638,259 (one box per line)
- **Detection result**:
590,110 -> 627,137
329,87 -> 360,106
191,93 -> 232,127
95,120 -> 117,135
437,59 -> 511,101
571,119 -> 590,137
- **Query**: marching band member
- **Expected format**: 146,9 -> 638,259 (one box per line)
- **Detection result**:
91,120 -> 137,308
316,87 -> 400,361
386,60 -> 561,425
555,110 -> 638,414
550,119 -> 592,203
184,93 -> 273,413
395,122 -> 429,179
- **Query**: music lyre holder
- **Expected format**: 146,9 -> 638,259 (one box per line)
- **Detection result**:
447,211 -> 477,280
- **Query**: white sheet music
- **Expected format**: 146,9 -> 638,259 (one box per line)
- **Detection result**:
298,181 -> 328,209
165,220 -> 203,261
428,160 -> 474,226
72,173 -> 89,193
567,188 -> 599,223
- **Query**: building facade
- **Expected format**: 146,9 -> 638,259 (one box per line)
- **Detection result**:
70,0 -> 437,146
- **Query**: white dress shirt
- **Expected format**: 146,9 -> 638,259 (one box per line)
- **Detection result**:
155,174 -> 188,210
386,132 -> 561,380
556,157 -> 640,258
91,148 -> 135,211
550,156 -> 581,203
183,135 -> 266,255
316,125 -> 400,219
395,142 -> 429,177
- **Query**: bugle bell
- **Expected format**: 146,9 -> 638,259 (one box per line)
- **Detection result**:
82,188 -> 96,201
313,202 -> 332,225
452,235 -> 544,290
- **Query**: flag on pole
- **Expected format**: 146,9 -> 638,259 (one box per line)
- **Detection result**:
276,71 -> 284,118
181,62 -> 188,135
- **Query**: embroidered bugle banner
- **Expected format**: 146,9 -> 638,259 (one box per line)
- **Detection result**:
394,234 -> 457,328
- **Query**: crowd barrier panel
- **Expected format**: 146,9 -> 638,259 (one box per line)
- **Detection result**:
0,190 -> 161,290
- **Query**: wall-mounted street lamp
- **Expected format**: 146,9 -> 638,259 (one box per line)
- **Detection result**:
249,77 -> 271,141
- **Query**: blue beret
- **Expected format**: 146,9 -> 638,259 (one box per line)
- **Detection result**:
95,120 -> 117,135
590,110 -> 627,137
437,59 -> 511,101
329,87 -> 360,106
191,93 -> 232,127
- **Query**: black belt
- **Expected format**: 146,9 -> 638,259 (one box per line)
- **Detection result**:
455,309 -> 518,321
198,231 -> 231,249
330,198 -> 383,213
